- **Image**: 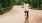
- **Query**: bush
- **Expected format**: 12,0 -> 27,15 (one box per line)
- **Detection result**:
14,0 -> 24,5
29,0 -> 42,10
0,0 -> 24,14
0,0 -> 14,14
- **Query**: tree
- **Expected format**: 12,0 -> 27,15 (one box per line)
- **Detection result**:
29,0 -> 42,10
14,0 -> 24,5
0,0 -> 14,14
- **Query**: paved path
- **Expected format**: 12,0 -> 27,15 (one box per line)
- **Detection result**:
0,6 -> 25,23
0,5 -> 42,23
29,9 -> 42,23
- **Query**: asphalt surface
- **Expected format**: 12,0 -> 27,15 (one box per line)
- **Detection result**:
0,6 -> 25,23
0,5 -> 42,23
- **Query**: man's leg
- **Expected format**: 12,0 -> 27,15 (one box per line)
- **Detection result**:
24,11 -> 29,23
27,11 -> 29,19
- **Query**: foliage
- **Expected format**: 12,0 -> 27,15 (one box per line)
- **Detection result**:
0,0 -> 14,14
29,0 -> 42,10
14,0 -> 24,5
0,0 -> 24,14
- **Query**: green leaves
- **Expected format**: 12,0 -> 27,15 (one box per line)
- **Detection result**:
0,3 -> 2,9
29,0 -> 42,10
0,0 -> 13,14
0,0 -> 24,14
13,0 -> 24,5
